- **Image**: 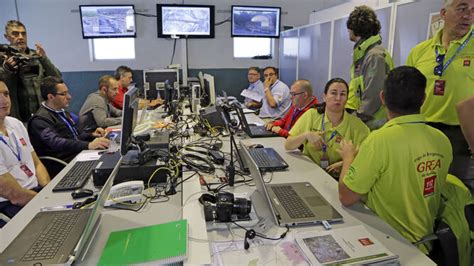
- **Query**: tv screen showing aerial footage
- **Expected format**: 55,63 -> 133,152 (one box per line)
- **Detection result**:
79,5 -> 136,38
231,6 -> 281,38
157,4 -> 215,38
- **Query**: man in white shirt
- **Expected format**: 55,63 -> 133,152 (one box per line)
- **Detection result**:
242,67 -> 264,110
259,66 -> 291,119
0,77 -> 50,227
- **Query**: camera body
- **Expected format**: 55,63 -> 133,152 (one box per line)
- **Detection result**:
201,192 -> 251,222
0,44 -> 40,75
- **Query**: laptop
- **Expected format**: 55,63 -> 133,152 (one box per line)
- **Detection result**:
240,141 -> 342,227
0,156 -> 123,265
235,144 -> 289,172
234,104 -> 278,138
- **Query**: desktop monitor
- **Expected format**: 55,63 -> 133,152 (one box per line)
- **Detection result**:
143,69 -> 179,100
202,73 -> 216,107
120,87 -> 139,156
231,5 -> 281,38
157,4 -> 215,38
79,5 -> 136,38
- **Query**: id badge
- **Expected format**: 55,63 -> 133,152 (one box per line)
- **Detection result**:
320,157 -> 329,169
20,164 -> 34,177
434,80 -> 446,96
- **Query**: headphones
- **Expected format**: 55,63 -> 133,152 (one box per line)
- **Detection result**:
233,222 -> 290,250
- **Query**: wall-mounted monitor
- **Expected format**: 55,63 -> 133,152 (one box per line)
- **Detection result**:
231,6 -> 281,38
79,5 -> 136,38
157,4 -> 215,39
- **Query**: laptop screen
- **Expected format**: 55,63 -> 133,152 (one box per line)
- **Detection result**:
73,156 -> 123,262
239,141 -> 280,224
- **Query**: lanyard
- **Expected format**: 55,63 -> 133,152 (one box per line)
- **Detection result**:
435,31 -> 473,76
270,80 -> 280,90
43,103 -> 79,139
0,132 -> 21,162
320,114 -> 338,153
287,109 -> 302,130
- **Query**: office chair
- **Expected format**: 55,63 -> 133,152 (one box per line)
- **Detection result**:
0,212 -> 11,228
39,156 -> 67,178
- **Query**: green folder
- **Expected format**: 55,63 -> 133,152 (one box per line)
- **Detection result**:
98,219 -> 188,265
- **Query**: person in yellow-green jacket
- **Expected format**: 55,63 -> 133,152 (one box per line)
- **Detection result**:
285,78 -> 369,179
346,6 -> 394,130
338,66 -> 453,255
406,0 -> 473,181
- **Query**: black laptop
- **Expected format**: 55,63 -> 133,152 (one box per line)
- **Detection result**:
0,157 -> 122,265
235,143 -> 289,172
234,105 -> 278,138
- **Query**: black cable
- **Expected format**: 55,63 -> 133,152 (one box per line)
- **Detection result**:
170,39 -> 177,65
174,171 -> 198,187
134,12 -> 156,17
215,17 -> 231,26
180,153 -> 215,174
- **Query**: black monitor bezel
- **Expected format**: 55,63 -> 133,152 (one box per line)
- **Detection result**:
156,4 -> 215,39
120,87 -> 139,156
79,4 -> 137,39
231,5 -> 281,38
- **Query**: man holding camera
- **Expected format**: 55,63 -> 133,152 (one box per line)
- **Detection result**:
0,20 -> 62,122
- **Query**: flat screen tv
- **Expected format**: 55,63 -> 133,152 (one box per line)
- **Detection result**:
157,4 -> 215,39
79,5 -> 136,38
231,5 -> 281,38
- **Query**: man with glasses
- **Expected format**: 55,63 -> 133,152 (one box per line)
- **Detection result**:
79,75 -> 122,133
0,20 -> 62,122
406,0 -> 473,180
259,66 -> 291,119
241,66 -> 264,110
28,77 -> 109,163
265,80 -> 318,137
346,6 -> 394,130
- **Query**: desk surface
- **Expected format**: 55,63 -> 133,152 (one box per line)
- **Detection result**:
0,111 -> 434,265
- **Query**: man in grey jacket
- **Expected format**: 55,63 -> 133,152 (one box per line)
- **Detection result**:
79,75 -> 122,133
0,20 -> 62,122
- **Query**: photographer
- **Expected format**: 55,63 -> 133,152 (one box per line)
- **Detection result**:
0,20 -> 61,122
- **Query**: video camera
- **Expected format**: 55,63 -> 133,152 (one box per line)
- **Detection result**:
200,192 -> 252,222
0,44 -> 40,75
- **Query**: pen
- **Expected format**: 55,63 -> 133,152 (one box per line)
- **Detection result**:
40,204 -> 74,212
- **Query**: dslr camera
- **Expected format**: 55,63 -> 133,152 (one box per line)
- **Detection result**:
0,44 -> 40,75
201,192 -> 251,222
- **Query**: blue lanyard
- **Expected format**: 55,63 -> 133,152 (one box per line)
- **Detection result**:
320,114 -> 338,153
0,132 -> 21,162
287,108 -> 302,130
435,31 -> 473,76
57,112 -> 79,139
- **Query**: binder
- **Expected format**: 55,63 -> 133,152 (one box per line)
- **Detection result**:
98,219 -> 188,265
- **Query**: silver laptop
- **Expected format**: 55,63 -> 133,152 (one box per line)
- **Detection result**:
0,156 -> 123,265
240,141 -> 342,227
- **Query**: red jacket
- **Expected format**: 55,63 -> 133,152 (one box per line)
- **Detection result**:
111,85 -> 127,110
272,97 -> 318,137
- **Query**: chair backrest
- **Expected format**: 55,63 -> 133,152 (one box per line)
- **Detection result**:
39,156 -> 67,178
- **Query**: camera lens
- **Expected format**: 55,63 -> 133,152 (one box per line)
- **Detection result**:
233,198 -> 252,217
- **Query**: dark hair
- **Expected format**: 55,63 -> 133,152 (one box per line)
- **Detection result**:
384,66 -> 426,115
316,78 -> 349,114
114,65 -> 132,80
40,76 -> 64,100
248,66 -> 260,73
263,66 -> 278,77
346,6 -> 381,39
5,20 -> 26,33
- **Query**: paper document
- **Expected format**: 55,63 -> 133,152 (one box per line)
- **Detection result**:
76,151 -> 102,162
295,225 -> 399,265
241,89 -> 263,102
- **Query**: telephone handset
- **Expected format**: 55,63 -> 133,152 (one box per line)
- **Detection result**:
105,180 -> 145,207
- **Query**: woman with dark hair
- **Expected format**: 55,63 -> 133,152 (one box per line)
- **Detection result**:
285,78 -> 370,177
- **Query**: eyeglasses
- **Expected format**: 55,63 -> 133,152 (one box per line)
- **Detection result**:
10,31 -> 27,37
55,92 -> 70,96
290,91 -> 305,97
264,73 -> 275,77
434,53 -> 445,76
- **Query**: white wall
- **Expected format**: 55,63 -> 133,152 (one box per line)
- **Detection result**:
0,0 -> 348,72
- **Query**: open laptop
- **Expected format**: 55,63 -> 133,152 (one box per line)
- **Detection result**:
240,141 -> 342,227
235,144 -> 289,172
0,156 -> 123,265
234,104 -> 278,138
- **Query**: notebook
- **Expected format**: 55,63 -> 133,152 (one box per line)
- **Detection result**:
240,141 -> 342,227
0,156 -> 123,265
98,219 -> 188,265
234,105 -> 278,138
235,145 -> 289,172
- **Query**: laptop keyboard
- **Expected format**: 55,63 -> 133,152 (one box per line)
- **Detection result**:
249,149 -> 273,168
271,185 -> 315,218
53,160 -> 96,192
22,211 -> 82,261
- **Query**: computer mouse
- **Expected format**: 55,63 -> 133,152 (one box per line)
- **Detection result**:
71,188 -> 94,199
250,144 -> 264,149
